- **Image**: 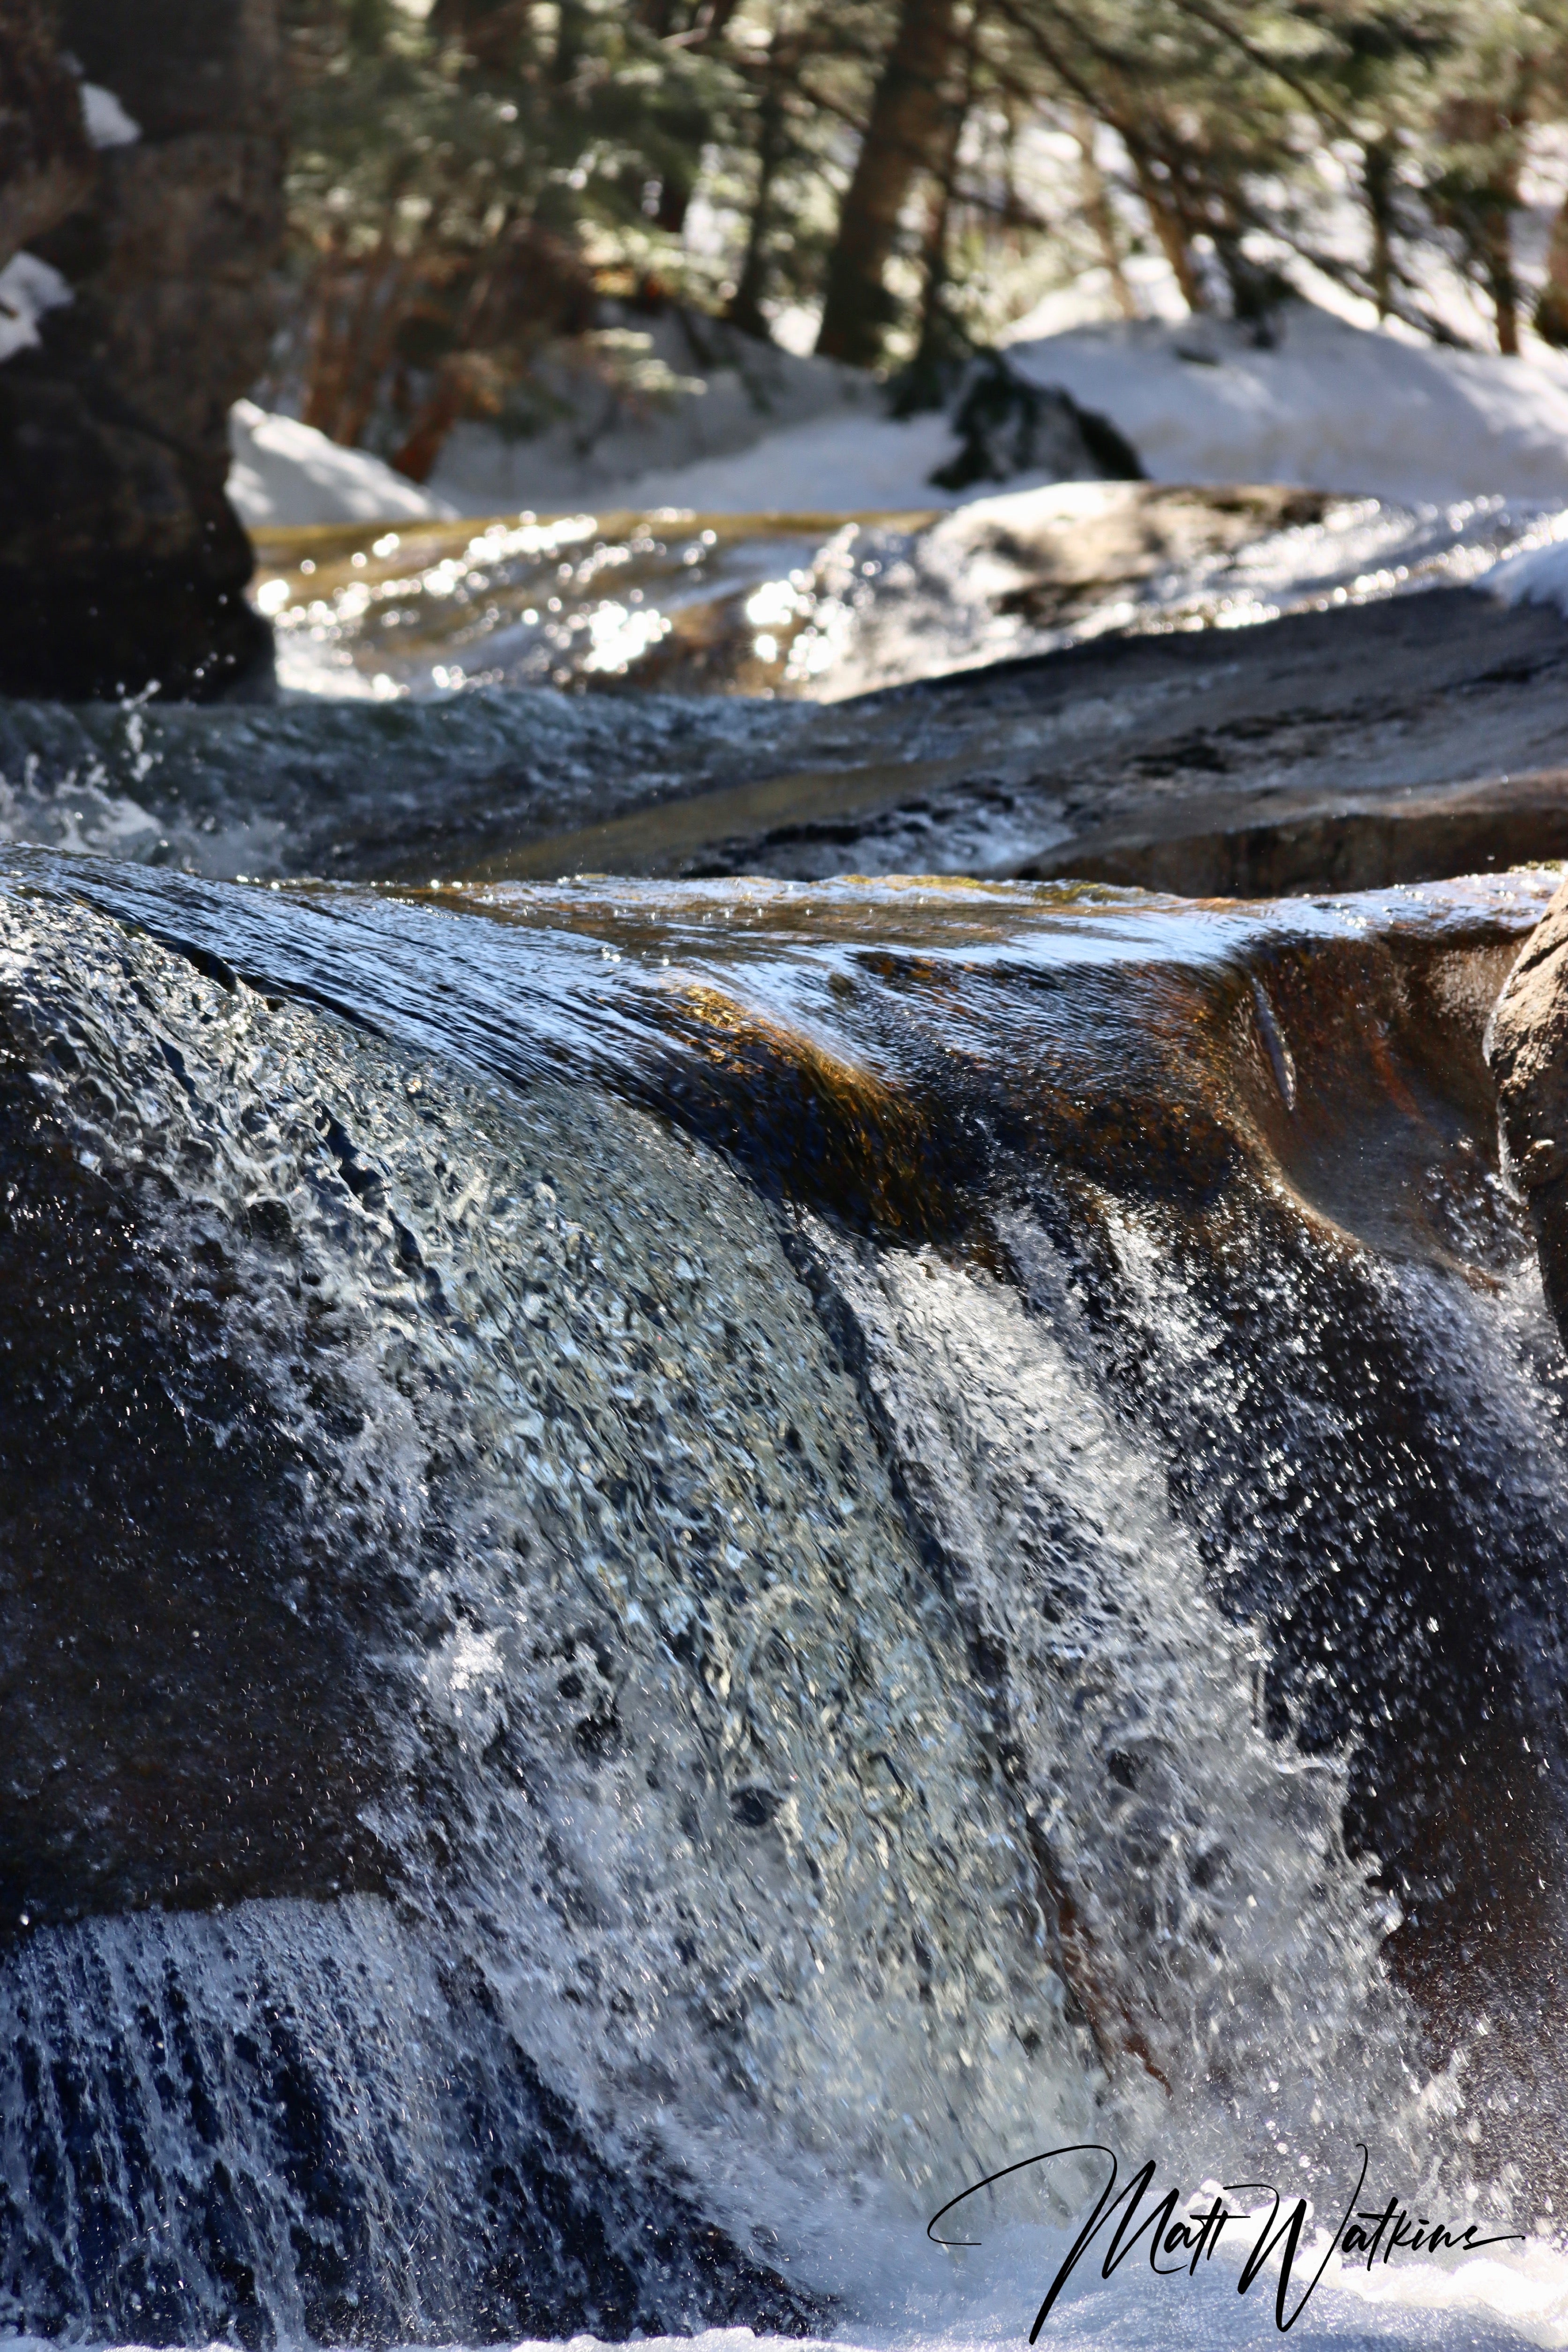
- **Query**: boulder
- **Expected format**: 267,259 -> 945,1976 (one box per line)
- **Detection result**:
0,0 -> 281,700
929,348 -> 1144,492
1487,869 -> 1568,1337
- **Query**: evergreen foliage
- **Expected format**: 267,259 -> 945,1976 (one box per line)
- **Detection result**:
273,0 -> 1568,475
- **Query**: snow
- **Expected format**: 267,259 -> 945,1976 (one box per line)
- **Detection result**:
228,300 -> 1568,533
227,400 -> 459,528
0,254 -> 72,367
1004,303 -> 1568,506
80,82 -> 140,149
575,406 -> 975,515
228,397 -> 972,532
424,309 -> 875,514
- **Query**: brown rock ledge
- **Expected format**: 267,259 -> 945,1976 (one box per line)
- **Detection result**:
1488,869 -> 1568,1338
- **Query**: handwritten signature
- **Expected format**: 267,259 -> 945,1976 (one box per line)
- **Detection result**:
927,2143 -> 1523,2336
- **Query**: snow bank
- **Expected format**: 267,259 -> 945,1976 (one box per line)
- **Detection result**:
227,401 -> 459,528
229,399 -> 977,529
1005,303 -> 1568,505
428,309 -> 874,514
593,406 -> 970,514
445,304 -> 1568,513
228,301 -> 1568,532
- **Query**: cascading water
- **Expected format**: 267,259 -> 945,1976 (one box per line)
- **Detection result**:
1,847 -> 1564,2346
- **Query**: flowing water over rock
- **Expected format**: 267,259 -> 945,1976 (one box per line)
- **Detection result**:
0,850 -> 1565,2343
244,485 -> 1564,704
1,579 -> 1567,899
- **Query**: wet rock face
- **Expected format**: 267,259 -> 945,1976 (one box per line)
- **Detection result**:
0,0 -> 280,701
1487,871 -> 1568,1339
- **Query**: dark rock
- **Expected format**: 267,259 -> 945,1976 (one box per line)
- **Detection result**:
0,0 -> 281,701
1486,871 -> 1568,1339
0,0 -> 95,270
929,347 -> 1145,492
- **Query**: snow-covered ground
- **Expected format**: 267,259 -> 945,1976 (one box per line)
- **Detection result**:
226,300 -> 1568,533
534,405 -> 976,516
549,302 -> 1568,512
427,309 -> 876,513
1005,303 -> 1568,506
225,398 -> 973,528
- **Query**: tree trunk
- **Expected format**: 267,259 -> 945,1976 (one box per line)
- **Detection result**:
0,0 -> 95,275
553,0 -> 584,81
655,173 -> 692,234
815,0 -> 959,367
1536,191 -> 1568,347
300,232 -> 348,435
693,0 -> 740,39
1435,98 -> 1521,356
301,217 -> 415,450
1128,146 -> 1206,312
910,112 -> 960,363
1488,212 -> 1520,354
429,0 -> 530,69
728,37 -> 789,338
1363,137 -> 1396,320
893,9 -> 980,410
1073,105 -> 1134,319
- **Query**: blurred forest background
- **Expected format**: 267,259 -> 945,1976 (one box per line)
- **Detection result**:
275,0 -> 1568,482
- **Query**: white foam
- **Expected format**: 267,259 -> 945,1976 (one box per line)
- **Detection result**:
1486,527 -> 1568,618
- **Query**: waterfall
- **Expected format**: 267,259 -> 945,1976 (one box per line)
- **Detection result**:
0,856 -> 1560,2341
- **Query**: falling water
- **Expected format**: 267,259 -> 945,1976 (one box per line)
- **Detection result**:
0,852 -> 1562,2344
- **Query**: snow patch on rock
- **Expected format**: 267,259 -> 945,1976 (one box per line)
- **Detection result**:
228,400 -> 459,528
0,254 -> 72,367
81,83 -> 140,149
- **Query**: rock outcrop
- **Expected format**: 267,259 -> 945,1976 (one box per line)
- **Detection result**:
0,0 -> 281,701
0,1 -> 95,270
1488,869 -> 1568,1338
